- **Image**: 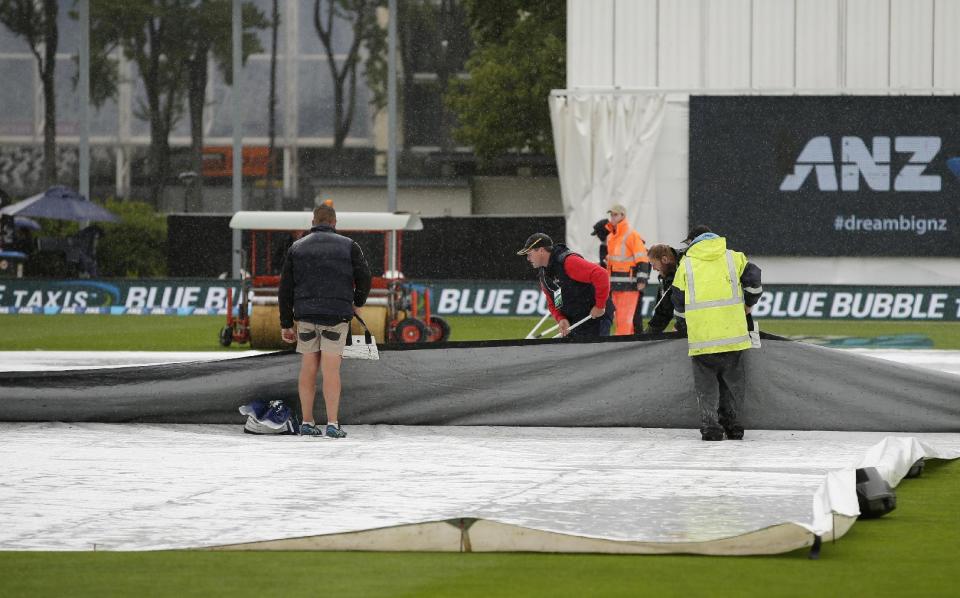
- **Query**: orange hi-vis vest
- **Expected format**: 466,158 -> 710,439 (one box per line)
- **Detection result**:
604,219 -> 649,285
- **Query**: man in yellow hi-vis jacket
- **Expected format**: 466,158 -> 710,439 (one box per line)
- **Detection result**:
671,225 -> 762,441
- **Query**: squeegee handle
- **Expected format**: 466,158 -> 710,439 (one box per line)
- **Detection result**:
525,312 -> 552,339
534,321 -> 561,338
552,314 -> 593,338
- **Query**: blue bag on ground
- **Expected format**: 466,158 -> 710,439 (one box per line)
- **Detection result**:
239,400 -> 296,435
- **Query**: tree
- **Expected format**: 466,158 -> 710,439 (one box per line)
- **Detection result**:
89,0 -> 264,207
89,0 -> 190,206
183,1 -> 266,210
0,0 -> 59,188
446,0 -> 564,161
312,0 -> 385,164
389,0 -> 471,153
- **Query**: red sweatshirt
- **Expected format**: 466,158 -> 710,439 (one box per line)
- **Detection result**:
543,253 -> 611,322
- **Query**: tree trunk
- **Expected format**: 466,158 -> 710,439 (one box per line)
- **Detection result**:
267,0 -> 280,209
186,44 -> 209,212
438,0 -> 452,153
148,119 -> 170,208
41,0 -> 58,189
146,78 -> 171,208
331,73 -> 347,175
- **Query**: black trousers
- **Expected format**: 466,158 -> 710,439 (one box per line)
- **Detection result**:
690,350 -> 746,437
632,299 -> 645,334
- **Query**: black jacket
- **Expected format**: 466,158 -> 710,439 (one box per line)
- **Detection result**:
647,246 -> 686,335
540,243 -> 615,325
278,224 -> 372,328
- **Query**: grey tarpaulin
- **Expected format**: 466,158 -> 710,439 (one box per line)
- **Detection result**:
0,335 -> 957,431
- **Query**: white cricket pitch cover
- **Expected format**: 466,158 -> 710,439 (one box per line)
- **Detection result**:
1,424 -> 957,554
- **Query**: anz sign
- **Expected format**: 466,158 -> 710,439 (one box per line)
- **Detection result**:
779,136 -> 942,192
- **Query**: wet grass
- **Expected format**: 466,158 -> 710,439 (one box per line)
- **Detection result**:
0,459 -> 956,598
2,314 -> 959,349
445,316 -> 960,348
0,314 -> 245,351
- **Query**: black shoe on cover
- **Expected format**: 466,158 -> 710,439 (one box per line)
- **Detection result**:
726,430 -> 744,440
701,432 -> 724,441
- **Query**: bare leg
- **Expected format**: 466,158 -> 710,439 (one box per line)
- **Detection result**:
320,351 -> 343,423
298,352 -> 321,422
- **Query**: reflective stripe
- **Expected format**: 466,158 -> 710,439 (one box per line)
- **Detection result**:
636,272 -> 649,280
743,285 -> 762,294
610,275 -> 635,283
631,251 -> 647,260
685,250 -> 742,311
685,296 -> 743,311
725,251 -> 741,300
608,252 -> 647,263
688,334 -> 750,350
685,258 -> 696,303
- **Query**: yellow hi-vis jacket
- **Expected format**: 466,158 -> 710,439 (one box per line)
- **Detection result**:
672,236 -> 752,356
604,219 -> 649,286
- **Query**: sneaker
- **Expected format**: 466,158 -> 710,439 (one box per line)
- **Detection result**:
325,424 -> 347,439
701,432 -> 724,441
299,422 -> 325,437
726,430 -> 745,440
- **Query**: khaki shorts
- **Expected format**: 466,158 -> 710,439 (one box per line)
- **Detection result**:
295,321 -> 350,355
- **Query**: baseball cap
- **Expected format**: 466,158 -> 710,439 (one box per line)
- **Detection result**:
607,203 -> 626,215
682,224 -> 712,244
516,233 -> 553,255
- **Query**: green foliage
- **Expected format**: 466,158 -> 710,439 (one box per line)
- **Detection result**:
20,198 -> 166,278
96,198 -> 167,277
446,0 -> 565,160
0,0 -> 47,43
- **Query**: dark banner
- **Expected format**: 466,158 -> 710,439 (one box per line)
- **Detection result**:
167,215 -> 566,280
689,96 -> 960,256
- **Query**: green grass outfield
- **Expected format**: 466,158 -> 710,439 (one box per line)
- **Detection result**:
1,313 -> 959,349
0,459 -> 956,597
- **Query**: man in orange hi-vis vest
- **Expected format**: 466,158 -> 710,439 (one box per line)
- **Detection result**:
603,204 -> 650,335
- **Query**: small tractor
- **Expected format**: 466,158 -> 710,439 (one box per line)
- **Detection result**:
219,210 -> 450,348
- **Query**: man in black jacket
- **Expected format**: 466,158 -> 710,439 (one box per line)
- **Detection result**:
278,205 -> 372,438
645,243 -> 687,335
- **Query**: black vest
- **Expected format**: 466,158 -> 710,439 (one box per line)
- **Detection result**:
540,244 -> 601,323
289,224 -> 355,319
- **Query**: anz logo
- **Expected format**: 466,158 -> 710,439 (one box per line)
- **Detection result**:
779,136 -> 945,192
